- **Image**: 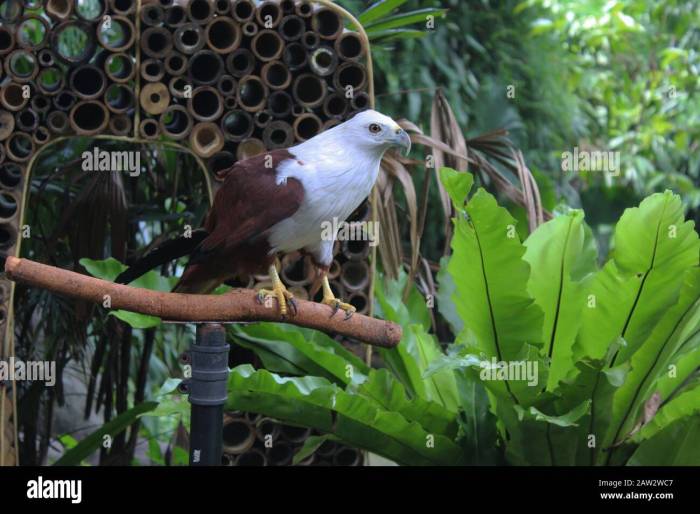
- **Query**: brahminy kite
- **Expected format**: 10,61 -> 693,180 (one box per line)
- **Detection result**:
115,110 -> 410,318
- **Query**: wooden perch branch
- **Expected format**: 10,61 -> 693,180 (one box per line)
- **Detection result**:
3,257 -> 401,348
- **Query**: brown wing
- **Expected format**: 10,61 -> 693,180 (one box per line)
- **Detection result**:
190,149 -> 304,264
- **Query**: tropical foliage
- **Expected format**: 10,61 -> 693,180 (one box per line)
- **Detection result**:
218,168 -> 700,465
17,0 -> 700,467
353,0 -> 700,260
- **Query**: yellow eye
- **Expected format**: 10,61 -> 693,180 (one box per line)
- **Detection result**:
368,123 -> 382,134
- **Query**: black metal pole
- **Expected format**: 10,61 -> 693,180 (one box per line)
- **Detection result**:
181,323 -> 230,466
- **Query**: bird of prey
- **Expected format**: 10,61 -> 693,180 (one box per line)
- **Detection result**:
115,110 -> 410,318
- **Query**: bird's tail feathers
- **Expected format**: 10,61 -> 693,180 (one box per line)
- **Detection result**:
115,229 -> 209,285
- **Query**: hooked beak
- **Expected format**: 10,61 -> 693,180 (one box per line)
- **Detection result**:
391,128 -> 411,155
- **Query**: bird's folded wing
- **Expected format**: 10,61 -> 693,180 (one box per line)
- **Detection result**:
191,149 -> 305,263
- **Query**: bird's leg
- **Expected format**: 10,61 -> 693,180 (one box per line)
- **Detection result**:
256,262 -> 297,317
320,274 -> 356,320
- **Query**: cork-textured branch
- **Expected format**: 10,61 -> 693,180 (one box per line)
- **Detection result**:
3,257 -> 401,348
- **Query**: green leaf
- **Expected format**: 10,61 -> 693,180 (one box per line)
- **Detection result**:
654,347 -> 700,402
505,400 -> 592,465
109,310 -> 161,329
140,378 -> 190,429
158,377 -> 184,396
454,369 -> 500,464
614,193 -> 698,278
58,434 -> 78,450
367,29 -> 426,43
54,401 -> 158,465
374,274 -> 457,410
518,400 -> 590,427
529,18 -> 554,36
358,0 -> 409,25
79,257 -> 125,281
233,336 -> 307,376
575,192 -> 699,364
80,257 -> 177,328
447,188 -> 544,404
562,353 -> 631,465
80,257 -> 174,291
438,167 -> 473,210
146,393 -> 189,422
148,437 -> 164,465
523,210 -> 598,390
292,434 -> 339,465
414,328 -> 459,411
628,415 -> 700,466
356,369 -> 458,438
606,268 -> 700,452
230,323 -> 369,386
226,365 -> 466,465
636,383 -> 700,442
436,256 -> 464,334
374,270 -> 431,328
364,8 -> 447,32
171,446 -> 189,466
579,192 -> 699,364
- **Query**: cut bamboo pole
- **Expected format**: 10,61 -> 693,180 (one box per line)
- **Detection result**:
222,415 -> 255,454
96,15 -> 135,51
109,0 -> 136,16
232,0 -> 255,23
188,49 -> 225,85
69,101 -> 110,135
220,109 -> 253,141
160,105 -> 192,140
141,26 -> 173,59
335,31 -> 366,61
251,29 -> 284,62
236,137 -> 265,160
312,7 -> 343,40
141,58 -> 166,82
255,1 -> 282,29
190,121 -> 225,157
205,16 -> 242,54
236,75 -> 267,112
279,15 -> 304,42
187,0 -> 214,25
309,46 -> 338,77
0,112 -> 14,141
292,73 -> 326,108
293,112 -> 322,141
262,120 -> 293,148
46,0 -> 73,20
140,82 -> 170,115
188,86 -> 223,122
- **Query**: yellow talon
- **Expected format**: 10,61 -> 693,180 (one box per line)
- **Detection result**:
320,275 -> 356,320
256,264 -> 297,318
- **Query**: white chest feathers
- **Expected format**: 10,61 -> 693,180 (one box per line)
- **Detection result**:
266,149 -> 380,253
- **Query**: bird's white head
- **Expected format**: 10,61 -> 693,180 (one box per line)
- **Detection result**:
330,109 -> 411,156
